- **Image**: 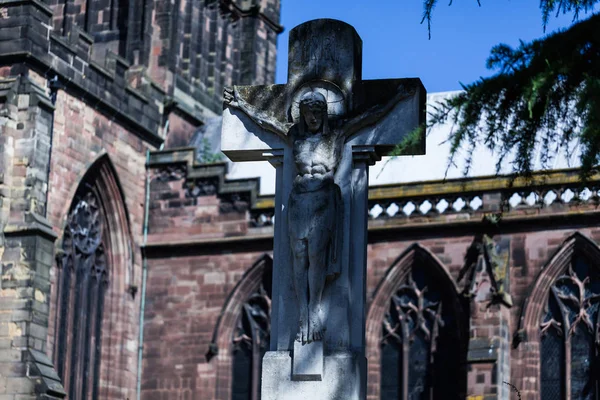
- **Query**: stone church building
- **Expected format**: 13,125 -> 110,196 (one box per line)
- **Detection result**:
0,0 -> 598,399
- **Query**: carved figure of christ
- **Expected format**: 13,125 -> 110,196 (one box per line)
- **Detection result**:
288,91 -> 342,344
224,85 -> 419,344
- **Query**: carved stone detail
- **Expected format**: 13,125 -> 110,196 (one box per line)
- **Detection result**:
153,165 -> 187,182
250,210 -> 274,227
382,272 -> 444,347
541,264 -> 600,338
226,79 -> 420,345
219,193 -> 250,213
55,190 -> 109,400
66,192 -> 103,257
184,178 -> 218,197
233,282 -> 272,352
287,90 -> 344,344
459,235 -> 512,307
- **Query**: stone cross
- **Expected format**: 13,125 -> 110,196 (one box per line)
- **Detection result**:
221,19 -> 426,400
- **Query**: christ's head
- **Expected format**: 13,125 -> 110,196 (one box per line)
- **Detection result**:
299,91 -> 327,134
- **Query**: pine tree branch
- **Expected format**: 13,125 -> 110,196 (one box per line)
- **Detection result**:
427,12 -> 600,181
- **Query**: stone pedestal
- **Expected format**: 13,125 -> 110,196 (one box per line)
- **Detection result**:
262,351 -> 366,400
293,341 -> 323,381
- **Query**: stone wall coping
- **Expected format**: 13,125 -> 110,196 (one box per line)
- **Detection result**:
142,210 -> 600,256
148,147 -> 262,205
0,0 -> 53,16
248,168 -> 600,210
4,212 -> 58,241
147,147 -> 600,253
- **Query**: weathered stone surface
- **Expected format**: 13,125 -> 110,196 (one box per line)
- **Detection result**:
222,18 -> 426,400
292,340 -> 323,381
262,351 -> 365,400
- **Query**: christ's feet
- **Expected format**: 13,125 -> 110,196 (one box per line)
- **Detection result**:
296,312 -> 309,344
309,314 -> 325,342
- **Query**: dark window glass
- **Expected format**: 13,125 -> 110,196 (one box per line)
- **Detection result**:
408,333 -> 429,400
541,328 -> 564,400
231,259 -> 272,400
432,310 -> 461,399
381,264 -> 463,400
381,340 -> 402,400
232,345 -> 253,400
571,326 -> 594,400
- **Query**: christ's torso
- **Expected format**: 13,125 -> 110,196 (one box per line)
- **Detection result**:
293,133 -> 341,192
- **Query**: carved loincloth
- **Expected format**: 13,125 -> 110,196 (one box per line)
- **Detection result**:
288,179 -> 342,279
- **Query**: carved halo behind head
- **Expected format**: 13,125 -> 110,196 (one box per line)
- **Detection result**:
289,80 -> 346,124
298,91 -> 327,112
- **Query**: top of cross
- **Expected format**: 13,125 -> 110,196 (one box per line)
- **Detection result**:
287,19 -> 362,113
221,18 -> 426,161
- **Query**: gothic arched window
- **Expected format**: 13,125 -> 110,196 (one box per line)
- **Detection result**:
540,254 -> 600,400
231,263 -> 272,400
380,265 -> 463,400
55,188 -> 109,400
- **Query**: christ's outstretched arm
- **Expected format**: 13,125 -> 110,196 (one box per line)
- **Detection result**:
224,87 -> 292,137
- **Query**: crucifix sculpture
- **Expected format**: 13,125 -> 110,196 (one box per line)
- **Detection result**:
221,19 -> 426,400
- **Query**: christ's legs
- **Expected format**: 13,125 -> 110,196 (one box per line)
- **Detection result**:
307,235 -> 329,342
291,239 -> 309,343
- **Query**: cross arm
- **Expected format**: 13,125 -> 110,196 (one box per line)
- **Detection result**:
221,84 -> 291,162
342,79 -> 425,140
345,78 -> 426,156
224,85 -> 292,137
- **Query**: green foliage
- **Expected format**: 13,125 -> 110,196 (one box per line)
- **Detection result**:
388,125 -> 426,156
422,0 -> 597,37
420,1 -> 600,180
379,125 -> 426,178
539,0 -> 598,30
198,137 -> 225,164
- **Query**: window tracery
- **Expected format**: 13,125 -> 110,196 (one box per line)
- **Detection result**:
55,189 -> 109,400
540,255 -> 600,400
380,267 -> 461,400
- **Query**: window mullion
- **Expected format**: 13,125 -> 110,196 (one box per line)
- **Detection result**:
402,322 -> 409,400
250,313 -> 260,400
565,335 -> 571,400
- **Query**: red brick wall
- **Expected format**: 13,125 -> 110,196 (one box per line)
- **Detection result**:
364,226 -> 600,400
141,251 -> 270,399
147,176 -> 249,242
142,178 -> 600,400
45,89 -> 151,399
142,164 -> 269,398
164,112 -> 199,149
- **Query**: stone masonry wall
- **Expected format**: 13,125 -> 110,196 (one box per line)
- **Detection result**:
0,65 -> 65,398
147,0 -> 283,117
0,0 -> 281,397
142,152 -> 271,399
142,157 -> 600,399
44,88 -> 152,399
141,251 -> 271,399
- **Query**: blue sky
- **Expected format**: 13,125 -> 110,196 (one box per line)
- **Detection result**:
275,1 -> 596,93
